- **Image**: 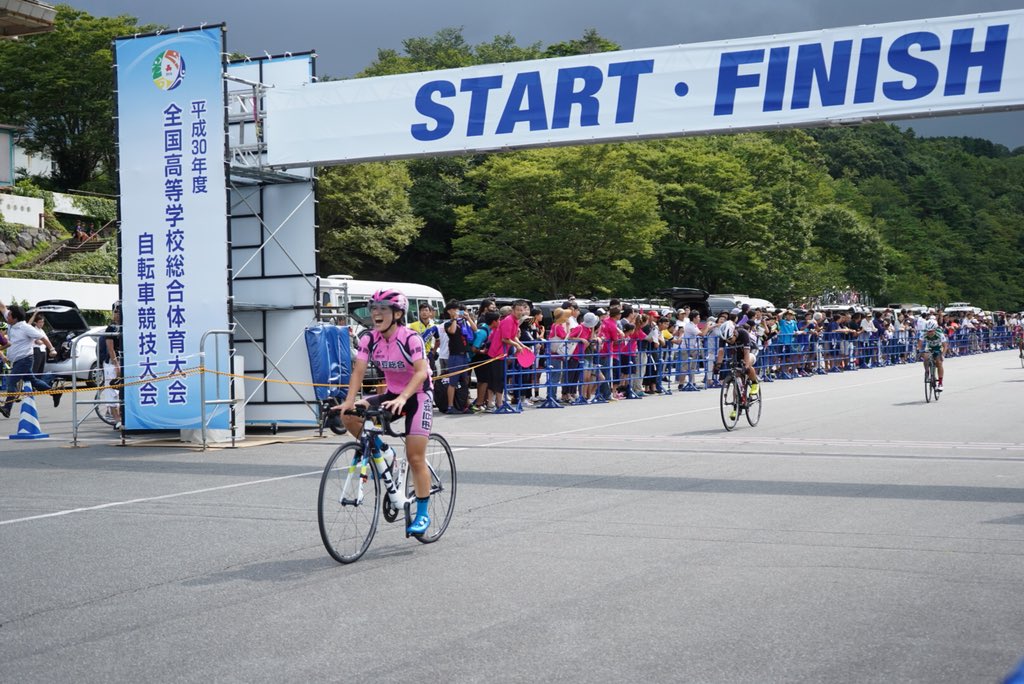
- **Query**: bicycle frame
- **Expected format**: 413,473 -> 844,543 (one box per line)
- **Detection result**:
339,415 -> 412,513
732,366 -> 749,398
921,352 -> 939,402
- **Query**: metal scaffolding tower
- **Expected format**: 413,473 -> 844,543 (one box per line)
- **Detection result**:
225,53 -> 322,429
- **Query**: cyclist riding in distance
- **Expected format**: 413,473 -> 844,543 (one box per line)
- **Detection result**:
919,318 -> 947,392
334,288 -> 434,536
726,316 -> 760,398
1012,314 -> 1024,348
712,309 -> 737,373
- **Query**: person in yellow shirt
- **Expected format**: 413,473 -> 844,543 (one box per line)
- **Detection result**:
408,303 -> 439,372
655,315 -> 673,393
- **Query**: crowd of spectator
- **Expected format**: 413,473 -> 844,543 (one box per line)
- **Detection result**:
409,297 -> 1021,413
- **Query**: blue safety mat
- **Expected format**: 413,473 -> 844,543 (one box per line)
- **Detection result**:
304,324 -> 351,401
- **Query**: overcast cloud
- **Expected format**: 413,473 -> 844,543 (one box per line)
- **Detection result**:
72,0 -> 1024,149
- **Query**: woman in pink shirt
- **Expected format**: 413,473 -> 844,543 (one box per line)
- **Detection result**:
568,311 -> 601,402
485,300 -> 529,404
548,307 -> 572,403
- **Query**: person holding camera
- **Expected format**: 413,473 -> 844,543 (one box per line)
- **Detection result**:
442,300 -> 476,413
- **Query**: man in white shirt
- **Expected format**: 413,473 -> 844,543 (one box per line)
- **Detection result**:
677,311 -> 704,390
1,300 -> 59,418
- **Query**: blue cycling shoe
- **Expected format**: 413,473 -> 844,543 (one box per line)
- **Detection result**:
407,513 -> 430,536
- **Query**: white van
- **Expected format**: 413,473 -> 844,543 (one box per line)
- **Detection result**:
712,293 -> 777,312
317,275 -> 446,330
942,301 -> 982,317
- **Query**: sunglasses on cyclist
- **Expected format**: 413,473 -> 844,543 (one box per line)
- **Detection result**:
369,303 -> 397,313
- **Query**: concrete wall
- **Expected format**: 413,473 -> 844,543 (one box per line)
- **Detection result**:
50,191 -> 87,217
0,276 -> 117,310
0,193 -> 43,227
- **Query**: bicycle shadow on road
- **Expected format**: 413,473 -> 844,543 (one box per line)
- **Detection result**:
181,556 -> 339,586
675,428 -> 746,437
891,401 -> 931,406
180,541 -> 419,586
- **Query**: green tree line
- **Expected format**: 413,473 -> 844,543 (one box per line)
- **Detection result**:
2,9 -> 1022,309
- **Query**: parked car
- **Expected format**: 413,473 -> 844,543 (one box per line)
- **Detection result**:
886,303 -> 929,314
710,293 -> 777,314
943,301 -> 983,316
704,296 -> 737,316
28,300 -> 105,386
657,287 -> 712,319
459,296 -> 533,314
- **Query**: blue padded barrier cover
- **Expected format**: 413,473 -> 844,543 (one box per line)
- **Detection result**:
304,324 -> 351,401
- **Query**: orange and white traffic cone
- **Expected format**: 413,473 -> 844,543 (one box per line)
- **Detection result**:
9,381 -> 49,440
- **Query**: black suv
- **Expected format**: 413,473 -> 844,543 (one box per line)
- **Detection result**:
656,288 -> 711,319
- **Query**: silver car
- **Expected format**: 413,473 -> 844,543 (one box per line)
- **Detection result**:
28,300 -> 106,387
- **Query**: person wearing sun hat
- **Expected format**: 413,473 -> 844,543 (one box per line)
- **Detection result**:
568,310 -> 602,402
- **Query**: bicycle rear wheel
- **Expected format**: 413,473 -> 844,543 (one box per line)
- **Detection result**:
318,443 -> 381,563
745,383 -> 762,427
404,434 -> 457,544
720,376 -> 741,431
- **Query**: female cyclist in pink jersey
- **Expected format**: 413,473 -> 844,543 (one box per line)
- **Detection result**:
335,288 -> 435,536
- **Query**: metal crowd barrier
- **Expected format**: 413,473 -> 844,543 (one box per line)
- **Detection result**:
71,329 -> 122,448
465,328 -> 1016,413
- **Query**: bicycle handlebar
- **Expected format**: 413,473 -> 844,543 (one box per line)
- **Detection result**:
343,405 -> 401,438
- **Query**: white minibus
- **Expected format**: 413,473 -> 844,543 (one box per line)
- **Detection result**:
317,275 -> 446,330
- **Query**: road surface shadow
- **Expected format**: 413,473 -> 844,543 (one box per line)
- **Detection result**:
456,471 -> 1024,504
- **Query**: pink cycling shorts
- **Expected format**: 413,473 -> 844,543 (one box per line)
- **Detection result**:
365,391 -> 433,437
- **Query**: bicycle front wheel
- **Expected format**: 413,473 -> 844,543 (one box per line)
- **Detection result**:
405,434 -> 457,544
923,363 -> 933,403
318,443 -> 381,564
93,387 -> 119,426
720,376 -> 741,431
746,383 -> 762,427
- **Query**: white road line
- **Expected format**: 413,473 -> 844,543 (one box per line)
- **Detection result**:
0,470 -> 322,527
0,363 -> 986,527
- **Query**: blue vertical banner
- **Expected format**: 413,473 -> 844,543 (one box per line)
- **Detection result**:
115,27 -> 230,430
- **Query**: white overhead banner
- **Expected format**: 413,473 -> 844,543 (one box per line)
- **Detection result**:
266,10 -> 1024,166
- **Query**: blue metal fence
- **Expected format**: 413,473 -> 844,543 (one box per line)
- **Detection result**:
471,327 -> 1015,412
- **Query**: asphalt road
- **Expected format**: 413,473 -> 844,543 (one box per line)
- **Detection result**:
1,350 -> 1023,682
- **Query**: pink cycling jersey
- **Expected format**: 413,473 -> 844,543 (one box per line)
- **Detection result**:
356,326 -> 433,395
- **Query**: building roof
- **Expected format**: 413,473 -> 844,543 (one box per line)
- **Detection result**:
0,0 -> 56,39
